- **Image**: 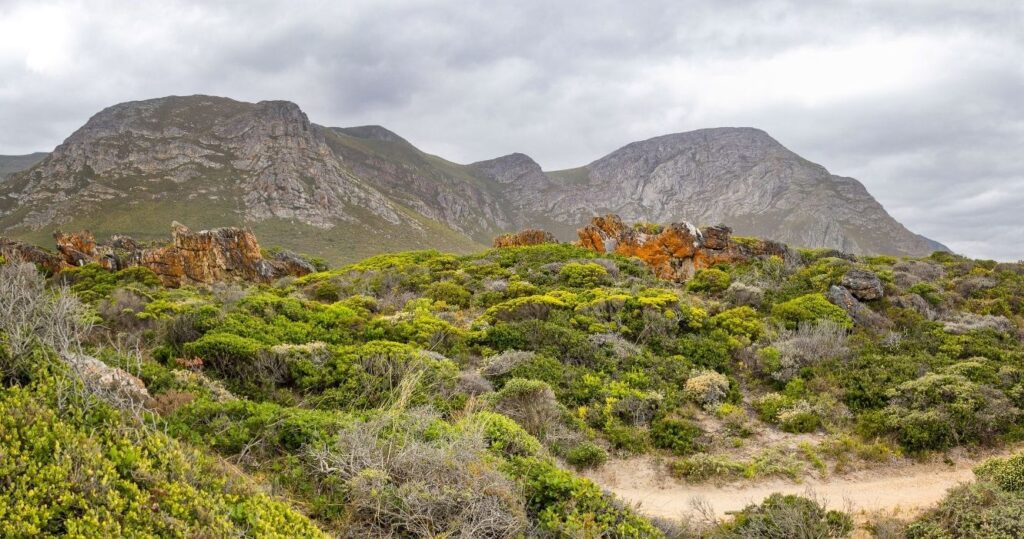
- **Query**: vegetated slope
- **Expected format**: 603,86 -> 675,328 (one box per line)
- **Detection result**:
1,214 -> 1021,536
0,152 -> 47,180
0,95 -> 944,262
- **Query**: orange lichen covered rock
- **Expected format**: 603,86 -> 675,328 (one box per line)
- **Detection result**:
578,214 -> 789,281
2,222 -> 314,286
493,229 -> 558,248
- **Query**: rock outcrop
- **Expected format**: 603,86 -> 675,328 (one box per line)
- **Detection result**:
3,223 -> 313,286
827,284 -> 890,329
493,229 -> 558,248
841,269 -> 884,301
0,237 -> 65,274
65,353 -> 151,409
577,214 -> 790,281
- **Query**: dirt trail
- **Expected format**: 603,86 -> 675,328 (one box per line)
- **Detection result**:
584,455 -> 985,521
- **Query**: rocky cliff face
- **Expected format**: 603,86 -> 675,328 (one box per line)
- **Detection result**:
1,96 -> 946,260
2,96 -> 401,232
1,223 -> 312,286
576,214 -> 790,281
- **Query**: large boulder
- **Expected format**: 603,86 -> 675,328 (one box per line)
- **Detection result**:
577,214 -> 790,281
841,269 -> 884,300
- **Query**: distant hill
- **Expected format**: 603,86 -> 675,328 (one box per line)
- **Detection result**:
0,152 -> 48,181
0,95 -> 945,262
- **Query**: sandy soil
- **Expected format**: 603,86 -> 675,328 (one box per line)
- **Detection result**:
584,454 -> 988,522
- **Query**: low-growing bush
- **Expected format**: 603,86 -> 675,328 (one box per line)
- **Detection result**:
565,442 -> 609,469
687,268 -> 731,293
650,417 -> 703,455
771,293 -> 853,330
684,369 -> 730,408
559,262 -> 610,287
714,493 -> 854,538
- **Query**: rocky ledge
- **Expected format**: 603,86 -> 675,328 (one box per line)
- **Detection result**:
576,214 -> 790,281
1,223 -> 313,286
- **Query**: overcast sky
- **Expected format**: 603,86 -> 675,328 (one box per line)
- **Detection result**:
1,0 -> 1021,260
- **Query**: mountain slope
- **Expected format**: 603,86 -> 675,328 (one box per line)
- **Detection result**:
537,128 -> 942,255
0,96 -> 944,260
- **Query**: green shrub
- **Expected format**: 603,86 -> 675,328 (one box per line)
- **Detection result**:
650,417 -> 703,455
975,452 -> 1024,493
559,262 -> 609,287
565,442 -> 609,469
771,293 -> 853,330
505,456 -> 662,537
687,268 -> 731,293
720,493 -> 854,538
683,369 -> 730,407
709,306 -> 764,344
312,280 -> 341,302
0,383 -> 325,538
425,280 -> 472,307
291,340 -> 459,411
906,481 -> 1024,538
484,295 -> 570,322
777,400 -> 822,433
883,373 -> 1019,452
753,393 -> 794,423
459,411 -> 544,458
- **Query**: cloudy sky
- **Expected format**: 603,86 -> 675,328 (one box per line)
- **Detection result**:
1,0 -> 1022,259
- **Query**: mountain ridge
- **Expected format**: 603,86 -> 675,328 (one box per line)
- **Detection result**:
0,95 -> 946,261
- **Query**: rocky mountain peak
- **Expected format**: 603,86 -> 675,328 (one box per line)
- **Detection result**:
470,153 -> 546,184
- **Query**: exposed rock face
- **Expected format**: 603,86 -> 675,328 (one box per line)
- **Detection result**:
5,223 -> 312,286
577,214 -> 790,281
841,269 -> 884,301
1,96 -> 403,234
493,229 -> 558,248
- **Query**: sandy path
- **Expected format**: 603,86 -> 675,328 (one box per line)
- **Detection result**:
584,456 -> 984,521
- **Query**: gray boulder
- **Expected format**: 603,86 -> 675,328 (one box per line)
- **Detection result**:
841,269 -> 884,301
827,285 -> 890,329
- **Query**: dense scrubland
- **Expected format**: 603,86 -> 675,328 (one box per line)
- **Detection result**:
2,237 -> 1024,537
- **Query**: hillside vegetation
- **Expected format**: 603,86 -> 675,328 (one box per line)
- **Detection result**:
1,236 -> 1023,537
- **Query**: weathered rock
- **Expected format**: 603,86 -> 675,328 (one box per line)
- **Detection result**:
891,294 -> 936,319
577,214 -> 790,281
827,285 -> 890,329
493,229 -> 557,248
0,237 -> 65,274
6,223 -> 312,287
841,269 -> 884,301
65,353 -> 150,408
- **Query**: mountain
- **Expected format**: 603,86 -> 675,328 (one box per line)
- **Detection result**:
0,95 -> 945,262
0,152 -> 48,181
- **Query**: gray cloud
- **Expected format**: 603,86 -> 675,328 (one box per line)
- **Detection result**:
1,0 -> 1021,259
